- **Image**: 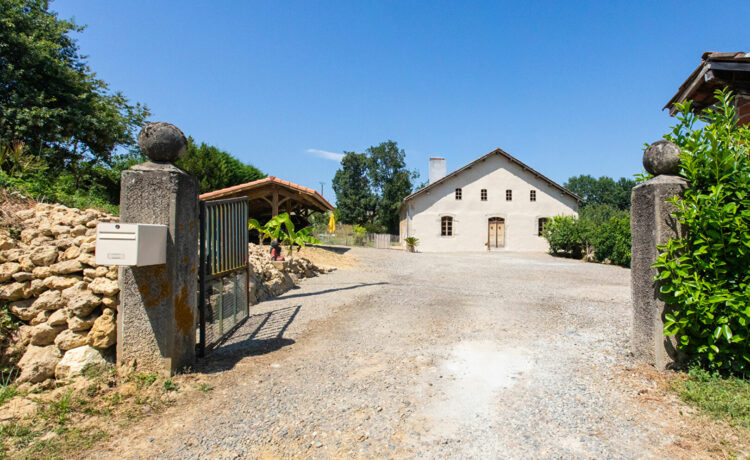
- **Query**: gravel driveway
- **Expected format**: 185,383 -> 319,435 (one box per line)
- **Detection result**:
92,248 -> 676,459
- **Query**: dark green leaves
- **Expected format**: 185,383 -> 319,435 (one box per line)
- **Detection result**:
332,141 -> 418,233
654,89 -> 750,376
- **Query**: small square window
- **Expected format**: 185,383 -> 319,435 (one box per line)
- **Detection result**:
530,190 -> 536,202
480,189 -> 487,201
455,188 -> 462,200
506,189 -> 512,201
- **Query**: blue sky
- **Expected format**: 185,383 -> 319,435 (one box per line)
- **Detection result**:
53,1 -> 750,203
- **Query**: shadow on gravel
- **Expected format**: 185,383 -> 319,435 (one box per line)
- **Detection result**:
197,305 -> 301,373
279,281 -> 388,300
310,245 -> 351,254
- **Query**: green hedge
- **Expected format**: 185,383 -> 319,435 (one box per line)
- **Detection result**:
543,204 -> 631,267
654,90 -> 750,375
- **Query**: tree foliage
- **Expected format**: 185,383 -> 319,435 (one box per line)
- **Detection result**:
332,152 -> 375,226
0,0 -> 149,175
564,175 -> 635,210
0,1 -> 264,212
176,137 -> 264,194
653,90 -> 750,375
332,141 -> 417,233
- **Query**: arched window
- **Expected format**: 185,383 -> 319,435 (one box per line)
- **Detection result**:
538,217 -> 549,236
441,216 -> 453,236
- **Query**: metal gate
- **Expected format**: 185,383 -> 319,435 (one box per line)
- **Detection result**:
198,197 -> 249,356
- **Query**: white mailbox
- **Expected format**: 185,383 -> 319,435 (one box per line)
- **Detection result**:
95,223 -> 168,267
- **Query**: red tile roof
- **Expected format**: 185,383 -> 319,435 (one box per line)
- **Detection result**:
199,176 -> 335,210
665,51 -> 750,114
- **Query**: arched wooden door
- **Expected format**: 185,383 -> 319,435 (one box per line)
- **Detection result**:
488,217 -> 505,248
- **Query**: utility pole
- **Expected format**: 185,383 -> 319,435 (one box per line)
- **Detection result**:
319,182 -> 325,198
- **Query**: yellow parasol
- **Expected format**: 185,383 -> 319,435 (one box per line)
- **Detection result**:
328,213 -> 336,234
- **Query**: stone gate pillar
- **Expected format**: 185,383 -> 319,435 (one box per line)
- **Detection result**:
117,122 -> 199,376
631,140 -> 688,370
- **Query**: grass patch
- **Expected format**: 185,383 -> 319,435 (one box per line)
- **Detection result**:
1,368 -> 190,458
14,426 -> 109,460
162,380 -> 178,392
196,383 -> 213,393
131,372 -> 157,388
0,384 -> 19,407
671,367 -> 750,429
41,390 -> 74,424
0,369 -> 19,406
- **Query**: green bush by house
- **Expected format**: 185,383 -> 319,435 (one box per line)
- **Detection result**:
543,204 -> 631,267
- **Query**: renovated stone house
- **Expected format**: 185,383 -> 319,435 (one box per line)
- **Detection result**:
399,149 -> 581,252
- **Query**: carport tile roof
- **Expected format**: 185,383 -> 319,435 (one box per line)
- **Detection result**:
199,176 -> 335,210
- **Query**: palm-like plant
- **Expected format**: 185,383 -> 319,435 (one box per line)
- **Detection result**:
248,218 -> 272,247
249,213 -> 321,256
404,237 -> 419,253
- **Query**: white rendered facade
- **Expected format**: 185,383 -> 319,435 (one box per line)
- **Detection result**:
400,150 -> 580,252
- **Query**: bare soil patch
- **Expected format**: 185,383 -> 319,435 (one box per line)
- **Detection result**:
617,364 -> 750,459
296,245 -> 358,270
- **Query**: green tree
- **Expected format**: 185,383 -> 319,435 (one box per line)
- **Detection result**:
564,175 -> 635,210
654,90 -> 750,375
366,141 -> 418,233
332,141 -> 417,233
0,0 -> 149,177
332,152 -> 376,226
176,137 -> 264,193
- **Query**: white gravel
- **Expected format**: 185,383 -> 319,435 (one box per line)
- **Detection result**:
92,248 -> 676,459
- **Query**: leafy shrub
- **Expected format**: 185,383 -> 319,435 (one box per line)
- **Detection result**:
544,205 -> 631,267
543,215 -> 583,258
590,213 -> 631,267
654,90 -> 750,375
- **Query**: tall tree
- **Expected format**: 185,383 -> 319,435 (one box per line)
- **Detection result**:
0,0 -> 149,178
176,137 -> 265,193
332,141 -> 417,233
564,174 -> 635,209
366,141 -> 417,233
332,152 -> 375,226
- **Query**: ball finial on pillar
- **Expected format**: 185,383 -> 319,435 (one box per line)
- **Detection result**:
643,140 -> 681,176
137,122 -> 187,163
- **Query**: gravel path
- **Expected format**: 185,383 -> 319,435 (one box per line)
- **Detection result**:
92,248 -> 676,459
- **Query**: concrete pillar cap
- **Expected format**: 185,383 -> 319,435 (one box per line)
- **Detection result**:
137,122 -> 187,163
643,140 -> 681,176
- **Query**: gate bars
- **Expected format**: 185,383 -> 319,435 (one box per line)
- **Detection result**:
198,197 -> 249,356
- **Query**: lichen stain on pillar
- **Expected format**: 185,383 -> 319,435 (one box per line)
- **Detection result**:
134,265 -> 171,309
174,285 -> 194,337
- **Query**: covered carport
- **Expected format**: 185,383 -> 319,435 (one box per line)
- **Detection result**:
199,176 -> 335,229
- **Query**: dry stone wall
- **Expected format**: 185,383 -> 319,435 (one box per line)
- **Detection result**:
1,203 -> 117,385
1,204 -> 331,387
247,244 -> 331,304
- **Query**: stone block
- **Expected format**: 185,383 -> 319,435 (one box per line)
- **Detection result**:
118,156 -> 198,375
631,174 -> 688,370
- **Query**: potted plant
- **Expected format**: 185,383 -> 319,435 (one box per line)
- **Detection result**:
404,237 -> 419,253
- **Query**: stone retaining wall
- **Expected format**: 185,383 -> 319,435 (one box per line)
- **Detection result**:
0,203 -> 119,386
1,203 -> 331,387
